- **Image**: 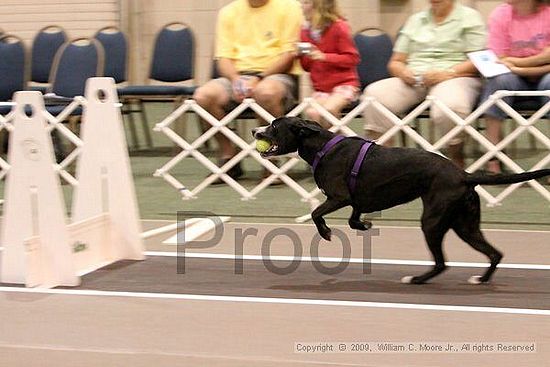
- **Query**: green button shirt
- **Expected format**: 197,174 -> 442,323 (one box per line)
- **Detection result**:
394,3 -> 487,74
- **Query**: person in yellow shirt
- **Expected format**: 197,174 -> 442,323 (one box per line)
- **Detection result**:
193,0 -> 302,184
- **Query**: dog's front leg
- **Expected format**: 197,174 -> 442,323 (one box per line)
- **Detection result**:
348,208 -> 372,231
312,198 -> 349,241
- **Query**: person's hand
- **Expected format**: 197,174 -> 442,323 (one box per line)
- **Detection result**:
500,57 -> 522,68
307,45 -> 326,61
398,68 -> 417,86
422,69 -> 455,87
232,76 -> 260,101
231,77 -> 247,102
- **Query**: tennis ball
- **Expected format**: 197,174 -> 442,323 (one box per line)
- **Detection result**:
256,139 -> 272,153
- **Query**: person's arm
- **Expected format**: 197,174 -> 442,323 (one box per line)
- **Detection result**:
217,58 -> 240,82
315,22 -> 359,67
502,47 -> 550,67
509,63 -> 550,77
259,52 -> 296,78
298,28 -> 313,72
215,7 -> 240,83
422,60 -> 479,87
388,52 -> 416,86
487,5 -> 510,57
258,0 -> 302,78
389,17 -> 418,86
299,53 -> 313,72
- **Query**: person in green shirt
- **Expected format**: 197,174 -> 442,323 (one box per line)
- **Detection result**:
363,0 -> 486,168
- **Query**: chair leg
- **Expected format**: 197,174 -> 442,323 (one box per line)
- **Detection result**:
428,120 -> 435,145
51,128 -> 66,162
123,101 -> 140,150
139,99 -> 154,149
528,131 -> 537,149
173,98 -> 187,153
68,115 -> 80,134
472,119 -> 483,157
200,116 -> 211,151
506,120 -> 517,155
399,130 -> 407,147
0,129 -> 8,155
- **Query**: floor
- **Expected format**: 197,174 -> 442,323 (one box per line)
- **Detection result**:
1,104 -> 549,365
1,222 -> 549,366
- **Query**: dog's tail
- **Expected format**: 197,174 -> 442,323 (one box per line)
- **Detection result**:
465,169 -> 550,186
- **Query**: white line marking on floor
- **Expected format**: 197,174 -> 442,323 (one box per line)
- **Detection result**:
144,251 -> 550,270
0,286 -> 549,315
231,223 -> 550,234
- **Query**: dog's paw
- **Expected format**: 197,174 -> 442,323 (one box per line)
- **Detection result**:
319,227 -> 332,241
348,219 -> 372,231
401,276 -> 425,284
467,275 -> 484,285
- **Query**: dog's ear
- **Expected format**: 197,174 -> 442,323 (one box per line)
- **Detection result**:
287,117 -> 322,138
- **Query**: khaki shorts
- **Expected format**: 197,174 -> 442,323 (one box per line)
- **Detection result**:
214,73 -> 297,111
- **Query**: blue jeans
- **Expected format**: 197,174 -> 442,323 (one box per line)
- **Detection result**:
480,73 -> 550,120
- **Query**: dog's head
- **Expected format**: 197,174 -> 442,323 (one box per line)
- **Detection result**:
252,116 -> 323,157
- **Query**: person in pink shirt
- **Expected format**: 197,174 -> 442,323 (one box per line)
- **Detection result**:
481,0 -> 550,174
297,0 -> 360,128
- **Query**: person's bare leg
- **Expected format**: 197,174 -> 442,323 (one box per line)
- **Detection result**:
252,79 -> 287,121
304,107 -> 323,125
253,79 -> 288,183
193,80 -> 233,159
319,94 -> 350,129
485,116 -> 503,174
304,95 -> 327,127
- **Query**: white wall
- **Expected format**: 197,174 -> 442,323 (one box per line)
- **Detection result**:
0,0 -> 502,86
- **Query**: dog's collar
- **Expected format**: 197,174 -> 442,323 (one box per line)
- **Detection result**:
312,135 -> 374,194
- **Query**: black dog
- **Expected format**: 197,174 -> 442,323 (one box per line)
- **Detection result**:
253,116 -> 550,284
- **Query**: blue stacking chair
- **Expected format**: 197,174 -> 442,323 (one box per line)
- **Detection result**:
30,25 -> 68,94
0,34 -> 27,152
354,27 -> 393,91
0,34 -> 27,116
45,37 -> 104,160
93,26 -> 146,148
338,27 -> 393,118
45,37 -> 104,120
94,26 -> 128,84
47,38 -> 104,101
118,22 -> 198,149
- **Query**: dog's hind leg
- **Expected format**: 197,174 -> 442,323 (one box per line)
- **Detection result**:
312,198 -> 350,241
348,207 -> 372,231
452,191 -> 503,284
402,199 -> 452,284
402,227 -> 448,284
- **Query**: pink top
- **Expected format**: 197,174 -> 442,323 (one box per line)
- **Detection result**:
488,3 -> 550,57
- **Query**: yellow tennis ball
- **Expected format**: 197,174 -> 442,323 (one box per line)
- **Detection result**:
256,139 -> 271,153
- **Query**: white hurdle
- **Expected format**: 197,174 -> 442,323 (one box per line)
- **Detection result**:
0,77 -> 145,288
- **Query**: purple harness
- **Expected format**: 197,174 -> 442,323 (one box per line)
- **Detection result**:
311,135 -> 374,194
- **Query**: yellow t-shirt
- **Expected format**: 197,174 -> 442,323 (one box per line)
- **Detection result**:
215,0 -> 302,73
